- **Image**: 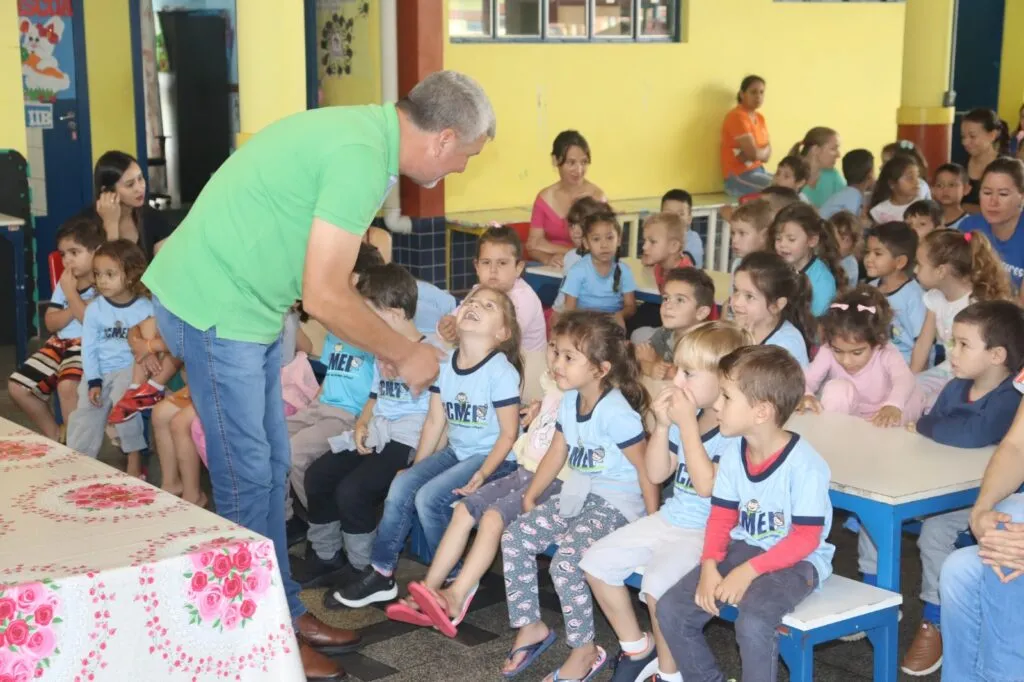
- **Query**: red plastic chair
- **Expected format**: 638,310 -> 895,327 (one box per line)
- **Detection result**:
48,251 -> 63,291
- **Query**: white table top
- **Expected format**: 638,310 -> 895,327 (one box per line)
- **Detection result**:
787,412 -> 994,505
0,212 -> 26,227
526,258 -> 732,305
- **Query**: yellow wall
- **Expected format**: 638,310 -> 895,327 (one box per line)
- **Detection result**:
320,1 -> 382,106
83,0 -> 136,166
0,2 -> 27,157
998,0 -> 1024,127
444,0 -> 906,212
237,0 -> 306,140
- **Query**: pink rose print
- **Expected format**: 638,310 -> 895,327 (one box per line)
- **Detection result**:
0,598 -> 14,621
0,441 -> 49,462
243,566 -> 271,597
190,572 -> 208,592
222,575 -> 243,600
0,581 -> 62,678
6,657 -> 32,682
253,541 -> 273,560
4,620 -> 28,646
14,584 -> 43,612
24,628 -> 55,660
232,547 -> 252,571
190,549 -> 215,572
211,554 -> 232,578
32,604 -> 52,627
221,602 -> 242,631
197,585 -> 225,621
239,599 -> 257,619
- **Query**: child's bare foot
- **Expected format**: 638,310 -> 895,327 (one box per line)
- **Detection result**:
503,622 -> 551,675
161,482 -> 184,497
183,490 -> 208,508
437,586 -> 469,620
545,643 -> 602,682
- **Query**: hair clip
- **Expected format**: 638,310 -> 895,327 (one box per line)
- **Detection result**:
830,303 -> 876,314
964,232 -> 972,242
898,140 -> 916,150
829,303 -> 848,311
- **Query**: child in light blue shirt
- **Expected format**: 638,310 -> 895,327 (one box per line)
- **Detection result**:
864,222 -> 926,363
561,210 -> 637,324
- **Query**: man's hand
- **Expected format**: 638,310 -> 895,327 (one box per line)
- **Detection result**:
437,315 -> 457,343
396,342 -> 442,397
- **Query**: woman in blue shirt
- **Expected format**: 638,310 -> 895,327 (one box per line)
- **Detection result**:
958,157 -> 1024,296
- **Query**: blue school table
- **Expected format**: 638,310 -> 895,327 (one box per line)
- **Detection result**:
788,412 -> 994,594
1,213 -> 28,365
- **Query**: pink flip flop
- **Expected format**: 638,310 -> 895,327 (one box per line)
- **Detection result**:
408,581 -> 478,638
385,598 -> 433,627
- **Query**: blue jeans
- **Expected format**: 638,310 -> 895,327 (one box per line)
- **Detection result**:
724,166 -> 773,197
153,298 -> 306,620
941,494 -> 1024,682
370,446 -> 517,574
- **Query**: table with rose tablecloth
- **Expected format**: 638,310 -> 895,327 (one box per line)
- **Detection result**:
0,418 -> 304,682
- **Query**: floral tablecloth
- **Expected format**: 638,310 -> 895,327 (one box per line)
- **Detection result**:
0,419 -> 304,682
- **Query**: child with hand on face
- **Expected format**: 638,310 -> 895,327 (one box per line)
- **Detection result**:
438,227 -> 546,352
864,222 -> 925,364
799,285 -> 926,427
635,269 -> 716,380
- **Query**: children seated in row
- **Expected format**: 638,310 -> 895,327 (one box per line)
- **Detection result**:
898,301 -> 1024,675
561,209 -> 637,327
331,286 -> 523,608
771,202 -> 845,316
800,286 -> 926,427
8,218 -> 104,441
829,210 -> 861,288
66,239 -> 154,477
635,268 -> 715,379
302,264 -> 446,589
439,226 -> 546,352
864,222 -> 925,364
657,345 -> 835,682
728,198 -> 772,272
660,189 -> 703,267
869,153 -> 922,224
820,148 -> 875,219
499,313 -> 659,681
912,229 -> 1010,408
630,211 -> 695,336
581,321 -> 749,682
905,199 -> 943,240
932,163 -> 969,229
772,155 -> 810,197
731,252 -> 812,367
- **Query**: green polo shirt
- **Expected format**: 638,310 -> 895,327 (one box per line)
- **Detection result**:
143,104 -> 400,343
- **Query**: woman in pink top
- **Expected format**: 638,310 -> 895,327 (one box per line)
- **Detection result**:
797,286 -> 925,426
528,130 -> 605,267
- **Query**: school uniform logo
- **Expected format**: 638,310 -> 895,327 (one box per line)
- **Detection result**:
377,378 -> 411,401
102,321 -> 129,341
739,499 -> 786,540
328,345 -> 364,374
444,392 -> 488,427
568,437 -> 607,473
674,462 -> 695,494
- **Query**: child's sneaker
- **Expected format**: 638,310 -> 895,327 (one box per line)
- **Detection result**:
331,567 -> 397,608
108,383 -> 164,424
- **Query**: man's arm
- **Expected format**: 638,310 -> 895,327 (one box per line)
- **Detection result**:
303,219 -> 439,392
972,400 -> 1024,522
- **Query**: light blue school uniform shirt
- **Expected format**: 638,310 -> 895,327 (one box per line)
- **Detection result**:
869,278 -> 926,364
840,254 -> 859,288
561,254 -> 637,313
685,230 -> 704,268
711,433 -> 836,584
801,168 -> 846,208
414,281 -> 457,335
556,388 -> 647,520
47,285 -> 97,340
803,257 -> 838,317
82,296 -> 154,386
430,349 -> 521,461
762,319 -> 809,367
661,423 -> 739,529
368,335 -> 446,447
820,186 -> 864,220
319,333 -> 375,414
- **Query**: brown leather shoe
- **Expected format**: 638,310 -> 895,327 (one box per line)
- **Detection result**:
300,642 -> 346,680
295,613 -> 362,655
900,621 -> 943,676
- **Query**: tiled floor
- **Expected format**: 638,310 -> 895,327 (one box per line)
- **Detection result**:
0,344 -> 940,681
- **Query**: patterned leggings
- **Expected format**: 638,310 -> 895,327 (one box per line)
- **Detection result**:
501,494 -> 628,648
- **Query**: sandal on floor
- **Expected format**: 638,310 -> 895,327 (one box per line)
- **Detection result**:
502,629 -> 557,678
408,581 -> 478,638
385,597 -> 433,627
544,646 -> 607,682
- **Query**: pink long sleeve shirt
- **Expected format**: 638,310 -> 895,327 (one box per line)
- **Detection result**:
804,342 -> 921,419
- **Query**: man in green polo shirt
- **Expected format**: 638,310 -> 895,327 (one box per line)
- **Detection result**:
143,71 -> 495,681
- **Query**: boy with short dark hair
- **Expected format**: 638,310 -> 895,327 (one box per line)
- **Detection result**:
900,300 -> 1024,676
661,189 -> 704,267
758,186 -> 801,222
821,149 -> 876,219
864,221 -> 925,363
773,155 -> 810,194
635,268 -> 715,379
904,199 -> 944,240
657,345 -> 835,682
932,163 -> 969,229
7,217 -> 105,441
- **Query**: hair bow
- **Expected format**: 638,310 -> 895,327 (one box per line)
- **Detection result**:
964,232 -> 972,243
830,303 -> 876,314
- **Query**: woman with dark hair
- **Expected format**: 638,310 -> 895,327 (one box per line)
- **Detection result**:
958,157 -> 1024,295
527,130 -> 605,267
960,108 -> 1009,212
720,75 -> 772,196
84,150 -> 175,261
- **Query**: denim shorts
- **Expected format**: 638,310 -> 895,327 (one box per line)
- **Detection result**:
460,467 -> 562,526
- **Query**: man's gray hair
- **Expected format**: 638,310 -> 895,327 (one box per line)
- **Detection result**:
398,70 -> 496,141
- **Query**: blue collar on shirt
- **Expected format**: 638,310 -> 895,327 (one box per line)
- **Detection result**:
741,432 -> 799,482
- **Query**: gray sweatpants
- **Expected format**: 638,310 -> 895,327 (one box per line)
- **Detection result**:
857,509 -> 970,604
66,367 -> 147,458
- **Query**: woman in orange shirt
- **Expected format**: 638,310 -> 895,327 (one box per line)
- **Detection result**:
721,75 -> 773,197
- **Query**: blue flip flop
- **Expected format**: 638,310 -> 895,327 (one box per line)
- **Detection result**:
502,630 -> 558,678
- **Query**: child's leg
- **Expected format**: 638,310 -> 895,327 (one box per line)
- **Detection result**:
857,528 -> 879,582
106,368 -> 149,474
918,510 -> 972,619
303,447 -> 365,562
733,560 -> 817,682
151,397 -> 183,494
170,404 -> 205,505
820,378 -> 859,415
288,403 -> 357,511
7,338 -> 66,439
66,376 -> 113,458
422,502 -> 479,590
55,380 -> 79,426
55,340 -> 83,427
7,379 -> 59,439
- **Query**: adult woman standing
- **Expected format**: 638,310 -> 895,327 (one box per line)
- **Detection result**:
526,130 -> 604,267
720,75 -> 772,197
85,150 -> 175,261
960,108 -> 1008,212
791,127 -> 843,207
958,157 -> 1024,295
